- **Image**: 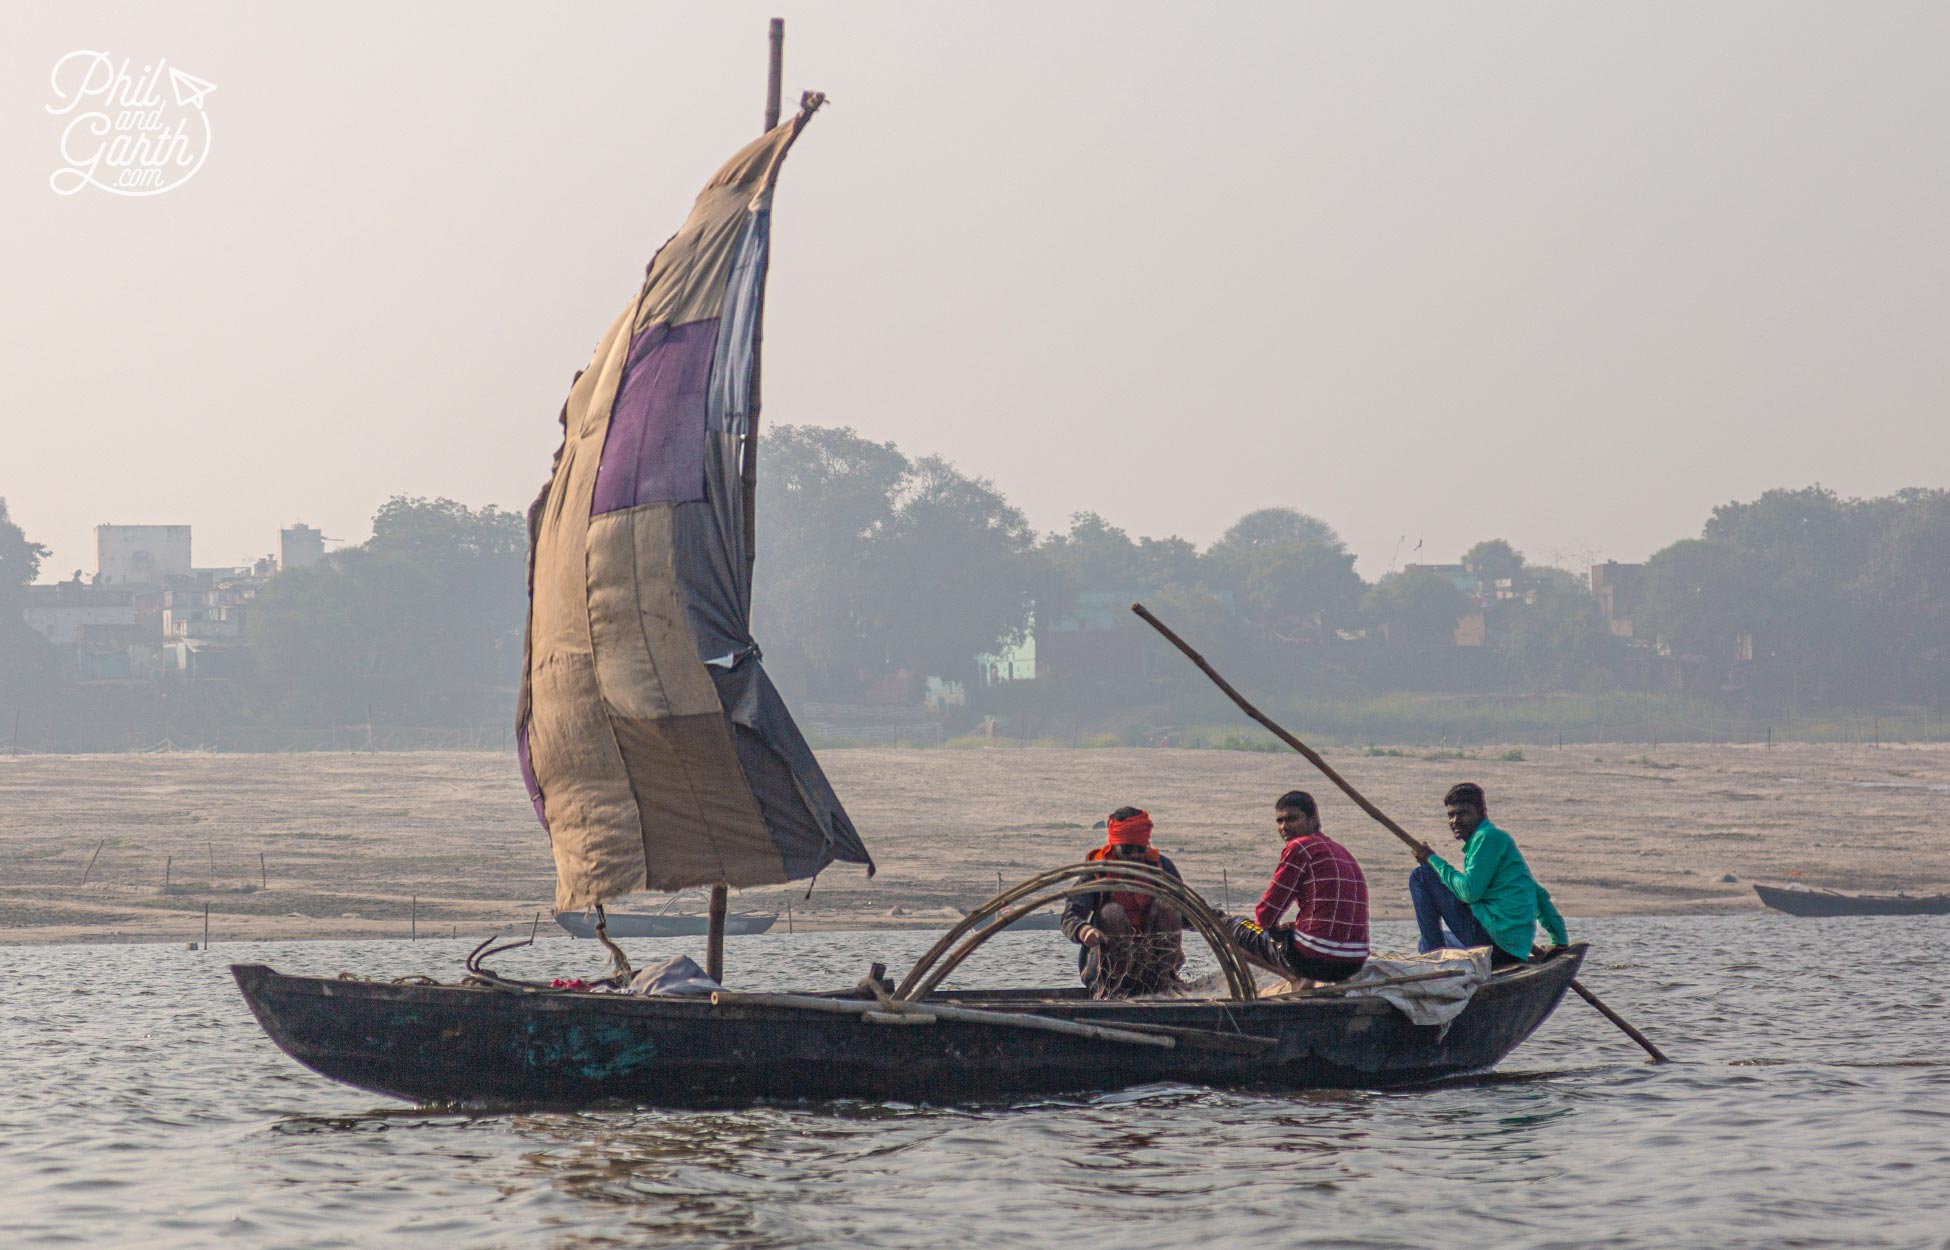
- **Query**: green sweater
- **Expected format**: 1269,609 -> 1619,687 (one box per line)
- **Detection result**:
1427,819 -> 1568,958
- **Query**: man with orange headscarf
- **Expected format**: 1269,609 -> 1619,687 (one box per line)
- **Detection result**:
1058,806 -> 1187,998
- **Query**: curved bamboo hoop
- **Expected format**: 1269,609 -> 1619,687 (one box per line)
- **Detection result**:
901,876 -> 1250,1004
917,873 -> 1252,1002
904,877 -> 1252,1003
895,861 -> 1257,1003
894,860 -> 1160,998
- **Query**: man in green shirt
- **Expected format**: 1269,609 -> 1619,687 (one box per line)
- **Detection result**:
1410,782 -> 1568,968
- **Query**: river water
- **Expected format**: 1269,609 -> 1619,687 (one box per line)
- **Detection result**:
3,914 -> 1945,1249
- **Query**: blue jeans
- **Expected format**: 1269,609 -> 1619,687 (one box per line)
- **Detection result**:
1409,864 -> 1497,953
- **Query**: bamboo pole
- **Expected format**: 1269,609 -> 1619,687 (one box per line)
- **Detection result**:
1131,602 -> 1669,1064
712,989 -> 1175,1049
765,18 -> 784,131
704,18 -> 790,989
706,885 -> 729,983
81,838 -> 105,886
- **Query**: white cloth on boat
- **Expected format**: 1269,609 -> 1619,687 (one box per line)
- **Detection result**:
628,954 -> 722,996
1287,947 -> 1493,1029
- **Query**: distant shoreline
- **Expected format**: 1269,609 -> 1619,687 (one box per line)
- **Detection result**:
2,744 -> 1942,951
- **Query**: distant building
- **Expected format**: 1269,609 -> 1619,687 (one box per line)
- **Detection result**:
1590,561 -> 1645,638
280,523 -> 326,571
976,621 -> 1038,686
1037,590 -> 1152,686
20,583 -> 162,682
96,524 -> 191,587
167,637 -> 251,681
21,583 -> 138,646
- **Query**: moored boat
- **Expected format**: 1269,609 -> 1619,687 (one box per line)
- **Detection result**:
556,910 -> 777,939
1754,883 -> 1950,917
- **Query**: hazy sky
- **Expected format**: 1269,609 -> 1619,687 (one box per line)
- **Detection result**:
5,2 -> 1947,581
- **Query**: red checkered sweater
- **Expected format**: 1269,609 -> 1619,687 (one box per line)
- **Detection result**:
1253,833 -> 1369,962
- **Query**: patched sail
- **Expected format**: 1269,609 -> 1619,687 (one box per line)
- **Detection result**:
518,98 -> 873,911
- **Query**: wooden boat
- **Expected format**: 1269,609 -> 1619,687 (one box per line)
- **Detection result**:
1754,883 -> 1950,917
230,944 -> 1585,1107
230,39 -> 1592,1106
556,910 -> 776,939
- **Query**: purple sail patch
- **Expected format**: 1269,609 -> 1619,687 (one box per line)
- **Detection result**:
591,318 -> 720,513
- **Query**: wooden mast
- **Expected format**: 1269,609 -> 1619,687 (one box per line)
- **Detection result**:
710,17 -> 785,986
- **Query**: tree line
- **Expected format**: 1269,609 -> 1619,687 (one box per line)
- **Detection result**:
6,446 -> 1950,745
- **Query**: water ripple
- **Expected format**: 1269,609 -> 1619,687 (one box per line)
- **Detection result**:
3,916 -> 1948,1248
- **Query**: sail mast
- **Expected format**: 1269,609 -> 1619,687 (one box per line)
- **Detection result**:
709,17 -> 786,985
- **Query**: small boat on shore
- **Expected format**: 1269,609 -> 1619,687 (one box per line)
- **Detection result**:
1754,883 -> 1950,917
556,910 -> 777,939
961,907 -> 1062,932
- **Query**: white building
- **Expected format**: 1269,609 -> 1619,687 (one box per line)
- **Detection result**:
96,524 -> 191,586
279,523 -> 326,570
21,586 -> 138,645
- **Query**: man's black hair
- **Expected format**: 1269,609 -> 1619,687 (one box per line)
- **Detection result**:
1108,805 -> 1146,822
1443,782 -> 1487,811
1275,790 -> 1318,819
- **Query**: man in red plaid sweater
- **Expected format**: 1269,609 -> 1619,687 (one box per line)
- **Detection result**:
1223,790 -> 1370,984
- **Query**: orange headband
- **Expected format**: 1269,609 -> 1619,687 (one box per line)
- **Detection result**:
1106,811 -> 1153,847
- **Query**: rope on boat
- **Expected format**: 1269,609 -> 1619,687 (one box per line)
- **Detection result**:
894,861 -> 1258,1003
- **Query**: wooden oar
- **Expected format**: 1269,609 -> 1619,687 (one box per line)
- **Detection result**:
1131,602 -> 1670,1064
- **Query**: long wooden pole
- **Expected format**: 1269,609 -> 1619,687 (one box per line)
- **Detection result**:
765,18 -> 784,131
706,884 -> 729,982
1131,602 -> 1669,1064
706,18 -> 788,991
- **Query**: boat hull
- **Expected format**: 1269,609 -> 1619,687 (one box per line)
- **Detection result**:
1754,883 -> 1950,917
555,912 -> 777,939
230,946 -> 1584,1107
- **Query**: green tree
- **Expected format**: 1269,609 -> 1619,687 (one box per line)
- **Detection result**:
753,427 -> 1039,694
248,497 -> 526,725
0,498 -> 48,598
1237,541 -> 1365,640
0,499 -> 65,719
1856,490 -> 1950,699
876,455 -> 1037,681
754,425 -> 909,688
1495,567 -> 1616,690
1700,486 -> 1872,694
1634,538 -> 1759,662
1462,539 -> 1524,589
1205,508 -> 1343,588
1364,570 -> 1468,646
1038,512 -> 1200,596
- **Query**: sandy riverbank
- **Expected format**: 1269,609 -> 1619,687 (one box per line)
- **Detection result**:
1,743 -> 1945,946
